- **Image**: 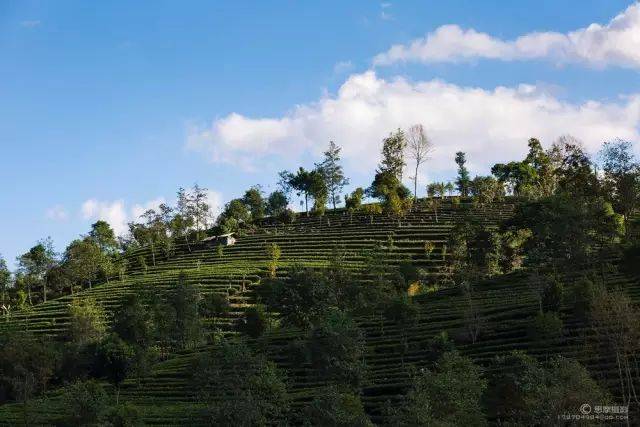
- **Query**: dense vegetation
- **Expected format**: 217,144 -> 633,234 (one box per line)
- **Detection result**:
0,130 -> 639,425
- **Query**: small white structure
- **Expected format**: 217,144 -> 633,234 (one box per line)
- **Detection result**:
202,232 -> 237,247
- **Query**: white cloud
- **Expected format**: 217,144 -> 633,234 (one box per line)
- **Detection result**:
45,205 -> 68,221
20,20 -> 41,28
131,198 -> 166,221
81,199 -> 129,235
186,71 -> 640,176
333,60 -> 354,75
80,192 -> 224,235
373,3 -> 640,68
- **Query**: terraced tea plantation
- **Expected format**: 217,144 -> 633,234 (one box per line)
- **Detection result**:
0,198 -> 638,425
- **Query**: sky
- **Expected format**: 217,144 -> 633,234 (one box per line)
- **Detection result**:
1,0 -> 639,268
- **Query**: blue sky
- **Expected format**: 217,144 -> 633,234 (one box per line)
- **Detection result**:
1,0 -> 639,268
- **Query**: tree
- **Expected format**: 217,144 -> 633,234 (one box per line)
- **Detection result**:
304,386 -> 373,427
308,169 -> 329,215
486,351 -> 609,425
308,310 -> 366,390
191,184 -> 211,240
0,331 -> 58,412
550,135 -> 598,197
113,293 -> 154,348
17,238 -> 56,304
281,168 -> 312,215
265,190 -> 288,217
93,335 -> 134,404
242,185 -> 266,220
170,273 -> 202,349
0,255 -> 10,308
63,238 -> 110,291
238,305 -> 269,339
88,220 -> 118,254
455,152 -> 471,196
191,340 -> 290,425
218,198 -> 251,233
317,141 -> 349,210
344,187 -> 364,213
600,139 -> 640,231
265,243 -> 281,278
379,129 -> 406,180
67,297 -> 107,346
590,287 -> 640,410
175,187 -> 196,251
386,351 -> 487,426
406,124 -> 433,199
261,266 -> 336,329
63,380 -> 108,426
217,199 -> 251,233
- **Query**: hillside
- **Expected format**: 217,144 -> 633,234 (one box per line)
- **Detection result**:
0,198 -> 638,425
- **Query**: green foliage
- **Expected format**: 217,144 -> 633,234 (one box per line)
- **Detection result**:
169,273 -> 202,349
68,297 -> 107,346
345,187 -> 364,211
317,141 -> 349,210
63,380 -> 108,426
218,198 -> 251,233
304,386 -> 373,427
455,151 -> 471,196
266,190 -> 288,217
308,311 -> 366,390
387,351 -> 487,426
487,351 -> 609,425
93,334 -> 135,394
239,305 -> 269,339
378,129 -> 406,180
191,340 -> 290,425
528,311 -> 563,345
265,242 -> 281,278
261,266 -> 336,329
103,403 -> 144,427
0,331 -> 58,404
541,277 -> 563,312
199,292 -> 230,319
242,185 -> 266,220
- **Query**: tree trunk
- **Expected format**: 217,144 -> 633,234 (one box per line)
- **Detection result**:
414,163 -> 419,200
43,283 -> 46,303
27,284 -> 32,306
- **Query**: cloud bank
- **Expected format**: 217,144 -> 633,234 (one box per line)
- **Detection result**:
373,3 -> 640,68
187,71 -> 640,176
80,191 -> 223,236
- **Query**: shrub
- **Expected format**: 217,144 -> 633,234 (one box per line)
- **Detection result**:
239,305 -> 269,339
528,312 -> 563,345
63,380 -> 108,426
304,386 -> 372,427
386,351 -> 487,426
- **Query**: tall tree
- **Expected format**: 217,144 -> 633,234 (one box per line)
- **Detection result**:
0,255 -> 10,308
16,238 -> 56,304
175,187 -> 196,251
87,221 -> 118,254
242,185 -> 266,220
379,129 -> 406,180
317,141 -> 349,210
191,184 -> 211,240
406,124 -> 433,199
600,139 -> 640,230
265,191 -> 288,217
455,152 -> 471,197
